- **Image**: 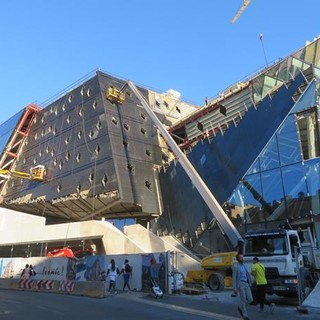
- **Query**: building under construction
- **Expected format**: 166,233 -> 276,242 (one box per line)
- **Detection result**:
1,37 -> 320,256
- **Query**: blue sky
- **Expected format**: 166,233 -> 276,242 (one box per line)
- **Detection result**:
0,0 -> 319,124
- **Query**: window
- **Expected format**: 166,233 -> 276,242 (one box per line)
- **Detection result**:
296,108 -> 320,160
245,234 -> 288,256
289,234 -> 299,258
89,173 -> 94,183
102,175 -> 108,186
96,120 -> 102,130
88,130 -> 94,139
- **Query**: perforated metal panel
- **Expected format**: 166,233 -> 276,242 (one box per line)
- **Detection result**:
1,72 -> 168,221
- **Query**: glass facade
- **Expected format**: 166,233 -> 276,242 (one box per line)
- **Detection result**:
0,110 -> 24,155
145,39 -> 320,253
227,80 -> 320,229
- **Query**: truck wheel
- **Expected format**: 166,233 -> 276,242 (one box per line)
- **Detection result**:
207,273 -> 225,291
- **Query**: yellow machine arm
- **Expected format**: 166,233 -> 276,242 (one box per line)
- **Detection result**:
200,251 -> 237,270
231,0 -> 251,24
0,165 -> 46,181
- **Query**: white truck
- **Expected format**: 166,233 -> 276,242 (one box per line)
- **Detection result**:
243,228 -> 320,300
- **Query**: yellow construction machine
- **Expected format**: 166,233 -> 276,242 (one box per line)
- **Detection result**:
0,165 -> 46,181
185,251 -> 237,290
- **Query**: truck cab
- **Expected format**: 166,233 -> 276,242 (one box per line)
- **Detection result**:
243,229 -> 302,296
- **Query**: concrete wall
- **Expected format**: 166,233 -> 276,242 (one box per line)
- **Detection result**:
0,209 -> 200,281
0,208 -> 145,254
0,208 -> 46,243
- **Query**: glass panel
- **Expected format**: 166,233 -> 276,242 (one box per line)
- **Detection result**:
290,57 -> 303,78
261,168 -> 285,221
252,74 -> 265,103
262,75 -> 283,98
314,67 -> 320,93
260,136 -> 280,171
304,41 -> 316,64
314,40 -> 320,68
227,184 -> 247,224
291,79 -> 317,114
296,109 -> 320,160
282,163 -> 309,219
265,63 -> 279,79
277,114 -> 302,165
302,61 -> 312,71
305,159 -> 320,216
293,47 -> 305,61
247,158 -> 260,175
276,57 -> 292,82
241,174 -> 265,224
0,110 -> 24,154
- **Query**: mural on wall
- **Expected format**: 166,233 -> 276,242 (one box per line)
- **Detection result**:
66,258 -> 76,280
0,258 -> 14,278
0,256 -> 107,281
0,252 -> 169,294
141,253 -> 166,292
0,257 -> 69,280
79,255 -> 107,281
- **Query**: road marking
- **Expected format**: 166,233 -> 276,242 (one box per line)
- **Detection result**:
0,311 -> 12,315
120,295 -> 240,320
35,304 -> 66,316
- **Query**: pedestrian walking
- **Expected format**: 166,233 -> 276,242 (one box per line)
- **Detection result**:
120,259 -> 132,292
232,253 -> 253,320
20,264 -> 31,279
251,257 -> 275,312
107,259 -> 120,294
29,264 -> 36,278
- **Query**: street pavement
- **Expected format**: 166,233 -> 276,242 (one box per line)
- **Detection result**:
124,288 -> 320,320
1,288 -> 320,319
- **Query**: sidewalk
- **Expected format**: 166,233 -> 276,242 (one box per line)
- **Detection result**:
119,289 -> 320,319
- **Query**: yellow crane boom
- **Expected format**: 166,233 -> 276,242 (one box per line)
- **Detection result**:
231,0 -> 251,24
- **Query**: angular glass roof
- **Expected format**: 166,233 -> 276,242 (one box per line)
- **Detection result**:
0,109 -> 24,155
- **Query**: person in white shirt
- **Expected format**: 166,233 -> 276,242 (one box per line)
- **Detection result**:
107,259 -> 119,293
